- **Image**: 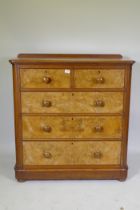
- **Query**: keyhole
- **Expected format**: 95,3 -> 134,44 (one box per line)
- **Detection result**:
98,70 -> 101,74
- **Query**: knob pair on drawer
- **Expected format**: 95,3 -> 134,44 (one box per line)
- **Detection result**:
42,99 -> 105,108
42,76 -> 105,84
42,125 -> 104,133
43,151 -> 103,159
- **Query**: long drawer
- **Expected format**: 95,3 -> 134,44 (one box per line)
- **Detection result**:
22,116 -> 122,139
23,141 -> 121,165
21,92 -> 123,113
20,68 -> 124,89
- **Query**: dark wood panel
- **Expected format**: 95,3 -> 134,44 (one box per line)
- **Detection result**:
17,53 -> 123,59
12,64 -> 23,169
120,67 -> 132,167
15,167 -> 127,181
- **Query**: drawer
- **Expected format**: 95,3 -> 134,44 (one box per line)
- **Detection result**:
20,69 -> 71,88
22,116 -> 122,139
21,92 -> 123,113
74,69 -> 125,88
23,141 -> 121,165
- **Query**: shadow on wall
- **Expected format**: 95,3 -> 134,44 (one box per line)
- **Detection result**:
128,152 -> 140,180
0,151 -> 15,181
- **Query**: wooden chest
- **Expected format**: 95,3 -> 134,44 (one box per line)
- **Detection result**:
9,54 -> 135,181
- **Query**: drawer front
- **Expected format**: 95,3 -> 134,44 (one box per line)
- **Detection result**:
20,69 -> 71,88
23,141 -> 121,165
22,116 -> 122,139
74,69 -> 125,88
21,92 -> 123,113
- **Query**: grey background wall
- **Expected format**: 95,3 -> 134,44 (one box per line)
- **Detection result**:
0,0 -> 140,151
0,1 -> 140,210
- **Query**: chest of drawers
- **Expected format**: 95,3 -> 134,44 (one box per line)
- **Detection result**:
10,54 -> 135,181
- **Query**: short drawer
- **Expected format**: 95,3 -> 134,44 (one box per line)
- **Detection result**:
20,69 -> 71,88
23,141 -> 121,165
74,69 -> 125,88
22,116 -> 122,139
21,92 -> 123,114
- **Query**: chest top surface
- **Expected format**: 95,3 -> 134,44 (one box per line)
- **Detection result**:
9,53 -> 135,65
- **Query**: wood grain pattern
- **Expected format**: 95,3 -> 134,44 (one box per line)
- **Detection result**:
21,92 -> 123,114
9,53 -> 135,65
20,68 -> 71,88
74,69 -> 124,88
12,64 -> 23,169
15,168 -> 127,181
23,141 -> 121,165
17,53 -> 123,59
22,116 -> 122,139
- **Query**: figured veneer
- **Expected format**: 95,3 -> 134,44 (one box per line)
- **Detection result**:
20,68 -> 71,88
74,69 -> 124,88
21,92 -> 123,114
22,116 -> 122,139
23,141 -> 121,165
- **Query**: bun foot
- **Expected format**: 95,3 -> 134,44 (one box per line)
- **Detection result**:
17,179 -> 26,182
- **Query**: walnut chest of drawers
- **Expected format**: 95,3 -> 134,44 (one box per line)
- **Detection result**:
10,54 -> 135,181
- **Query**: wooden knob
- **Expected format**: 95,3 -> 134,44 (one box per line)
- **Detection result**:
43,151 -> 52,159
43,126 -> 52,132
94,125 -> 103,132
43,76 -> 52,84
93,151 -> 102,159
94,100 -> 105,107
42,100 -> 52,107
95,77 -> 105,84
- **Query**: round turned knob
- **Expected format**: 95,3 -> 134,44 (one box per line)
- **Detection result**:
93,151 -> 102,159
42,100 -> 52,107
42,126 -> 52,132
43,76 -> 52,84
94,100 -> 105,107
94,125 -> 104,132
95,77 -> 105,84
43,151 -> 52,159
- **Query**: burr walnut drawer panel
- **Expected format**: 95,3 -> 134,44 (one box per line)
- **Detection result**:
74,69 -> 125,88
20,69 -> 71,88
21,92 -> 123,113
23,141 -> 121,165
22,116 -> 122,139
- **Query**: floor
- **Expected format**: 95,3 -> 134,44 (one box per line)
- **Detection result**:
0,144 -> 140,210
